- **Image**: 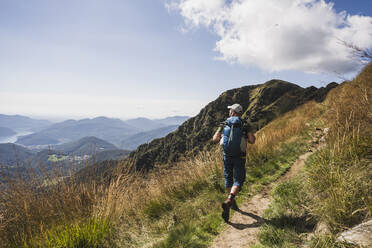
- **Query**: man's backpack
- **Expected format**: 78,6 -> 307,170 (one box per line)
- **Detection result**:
222,117 -> 248,157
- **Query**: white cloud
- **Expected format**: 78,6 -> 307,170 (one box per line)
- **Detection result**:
167,0 -> 372,73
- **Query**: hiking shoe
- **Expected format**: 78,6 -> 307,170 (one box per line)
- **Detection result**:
231,198 -> 239,211
221,199 -> 232,222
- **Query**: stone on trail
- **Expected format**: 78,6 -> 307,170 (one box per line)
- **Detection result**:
337,220 -> 372,247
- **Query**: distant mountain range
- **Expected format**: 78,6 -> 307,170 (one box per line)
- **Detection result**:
120,125 -> 179,150
124,116 -> 189,132
154,116 -> 190,125
0,114 -> 189,168
0,114 -> 190,179
0,114 -> 51,132
12,115 -> 189,148
16,133 -> 60,146
15,117 -> 138,146
124,117 -> 166,132
0,127 -> 16,138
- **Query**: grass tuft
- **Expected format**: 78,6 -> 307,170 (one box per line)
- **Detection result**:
44,218 -> 114,248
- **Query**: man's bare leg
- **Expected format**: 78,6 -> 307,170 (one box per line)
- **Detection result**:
230,185 -> 239,196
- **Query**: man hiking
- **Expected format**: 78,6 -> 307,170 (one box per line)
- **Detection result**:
212,103 -> 256,222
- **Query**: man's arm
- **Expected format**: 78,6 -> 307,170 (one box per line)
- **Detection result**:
247,132 -> 256,144
212,127 -> 222,143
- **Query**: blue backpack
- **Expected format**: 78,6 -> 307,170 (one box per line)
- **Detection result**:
222,117 -> 247,157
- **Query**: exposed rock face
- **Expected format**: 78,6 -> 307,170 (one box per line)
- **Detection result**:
127,80 -> 337,171
337,220 -> 372,247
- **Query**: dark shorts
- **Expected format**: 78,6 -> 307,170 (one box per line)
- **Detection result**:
223,156 -> 246,190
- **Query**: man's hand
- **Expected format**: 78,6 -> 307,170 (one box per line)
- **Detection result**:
212,127 -> 222,143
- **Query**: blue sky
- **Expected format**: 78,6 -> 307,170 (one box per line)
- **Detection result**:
0,0 -> 371,120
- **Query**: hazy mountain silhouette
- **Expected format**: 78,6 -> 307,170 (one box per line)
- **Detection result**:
0,114 -> 51,132
0,127 -> 16,138
120,125 -> 179,150
16,117 -> 138,146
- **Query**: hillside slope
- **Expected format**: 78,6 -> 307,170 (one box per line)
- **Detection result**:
126,80 -> 337,170
0,143 -> 34,166
53,136 -> 117,156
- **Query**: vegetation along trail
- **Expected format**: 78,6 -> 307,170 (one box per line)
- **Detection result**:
210,129 -> 326,248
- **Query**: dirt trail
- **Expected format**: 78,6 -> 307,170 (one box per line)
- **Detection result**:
210,130 -> 325,248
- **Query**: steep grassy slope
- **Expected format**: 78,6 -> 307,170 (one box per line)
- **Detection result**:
253,63 -> 372,247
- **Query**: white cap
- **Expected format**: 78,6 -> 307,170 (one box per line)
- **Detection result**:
227,103 -> 243,114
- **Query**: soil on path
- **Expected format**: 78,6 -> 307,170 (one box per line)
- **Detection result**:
210,130 -> 325,248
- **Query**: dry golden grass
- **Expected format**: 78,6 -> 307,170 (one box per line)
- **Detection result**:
304,62 -> 372,232
0,148 -> 223,247
0,168 -> 102,246
246,100 -> 324,166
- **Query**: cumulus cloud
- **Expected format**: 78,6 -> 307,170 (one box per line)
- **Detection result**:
167,0 -> 372,73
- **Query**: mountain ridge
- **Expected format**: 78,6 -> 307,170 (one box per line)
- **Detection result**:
124,80 -> 338,171
0,114 -> 51,132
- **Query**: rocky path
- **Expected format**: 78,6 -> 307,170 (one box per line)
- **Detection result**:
210,129 -> 326,248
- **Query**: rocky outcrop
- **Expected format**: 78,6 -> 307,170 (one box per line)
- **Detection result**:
337,220 -> 372,247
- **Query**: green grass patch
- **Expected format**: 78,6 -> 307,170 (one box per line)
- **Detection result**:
143,200 -> 174,220
44,218 -> 114,248
254,176 -> 315,248
246,140 -> 308,185
307,234 -> 357,248
305,134 -> 372,232
153,223 -> 208,248
170,181 -> 209,201
258,223 -> 302,248
265,178 -> 308,218
153,212 -> 223,248
48,154 -> 69,162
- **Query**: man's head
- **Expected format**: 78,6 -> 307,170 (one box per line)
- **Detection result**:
228,103 -> 243,117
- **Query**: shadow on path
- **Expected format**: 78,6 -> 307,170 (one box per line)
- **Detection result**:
227,209 -> 268,230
